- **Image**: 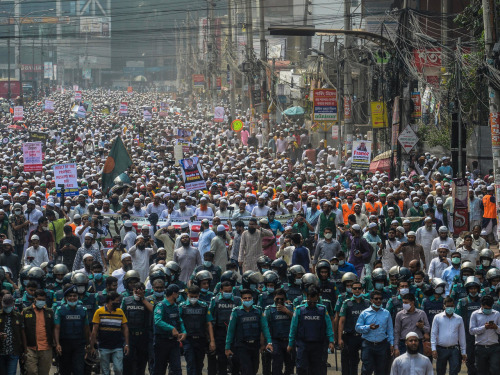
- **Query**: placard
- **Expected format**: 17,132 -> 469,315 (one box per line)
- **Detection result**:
44,99 -> 54,113
13,106 -> 23,122
214,106 -> 225,122
351,140 -> 372,170
119,102 -> 128,116
313,88 -> 337,122
22,142 -> 43,172
74,91 -> 82,101
53,163 -> 79,196
180,157 -> 206,191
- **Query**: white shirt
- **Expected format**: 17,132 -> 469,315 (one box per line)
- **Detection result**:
430,312 -> 466,354
112,268 -> 126,293
128,245 -> 157,282
390,353 -> 434,375
251,205 -> 270,217
430,237 -> 456,257
123,231 -> 137,251
428,257 -> 451,279
24,245 -> 49,267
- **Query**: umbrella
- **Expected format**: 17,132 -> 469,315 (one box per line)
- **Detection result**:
133,75 -> 147,82
369,150 -> 391,172
282,106 -> 304,116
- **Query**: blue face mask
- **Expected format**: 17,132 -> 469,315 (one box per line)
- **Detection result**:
222,292 -> 233,299
154,291 -> 165,298
375,283 -> 384,290
94,273 -> 103,281
413,202 -> 420,207
242,300 -> 253,308
47,273 -> 53,279
201,288 -> 209,293
67,301 -> 78,307
261,268 -> 269,273
35,300 -> 46,309
372,303 -> 381,309
250,285 -> 257,291
203,261 -> 212,268
3,306 -> 13,313
267,287 -> 275,293
483,308 -> 492,315
445,307 -> 454,315
346,287 -> 352,294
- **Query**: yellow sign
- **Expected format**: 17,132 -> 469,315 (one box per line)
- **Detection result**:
231,119 -> 244,132
371,101 -> 388,128
312,121 -> 334,132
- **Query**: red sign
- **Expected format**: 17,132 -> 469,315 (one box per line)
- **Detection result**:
216,77 -> 222,90
127,86 -> 133,93
192,74 -> 205,87
344,96 -> 352,121
413,48 -> 442,72
490,113 -> 500,148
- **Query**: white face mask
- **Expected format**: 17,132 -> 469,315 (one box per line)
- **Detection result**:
482,260 -> 491,267
324,233 -> 333,239
331,264 -> 338,272
399,288 -> 409,295
77,286 -> 86,294
189,298 -> 198,305
402,303 -> 411,311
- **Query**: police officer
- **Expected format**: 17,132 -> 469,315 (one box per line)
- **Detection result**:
483,268 -> 500,300
208,280 -> 242,375
179,285 -> 216,375
153,284 -> 186,375
192,270 -> 215,303
284,265 -> 305,305
146,265 -> 169,297
96,276 -> 118,307
121,282 -> 153,375
27,266 -> 54,307
421,278 -> 446,326
47,264 -> 69,293
54,284 -> 90,375
235,271 -> 262,304
450,262 -> 475,302
122,270 -> 141,298
371,268 -> 392,307
257,255 -> 273,275
166,261 -> 187,296
287,286 -> 335,375
71,272 -> 98,325
191,252 -> 221,291
455,276 -> 482,375
14,280 -> 37,311
334,272 -> 357,341
225,288 -> 273,375
316,259 -> 338,310
271,259 -> 289,285
264,288 -> 293,375
145,278 -> 166,375
338,281 -> 370,375
385,280 -> 411,323
476,248 -> 494,277
15,265 -> 33,299
214,269 -> 240,295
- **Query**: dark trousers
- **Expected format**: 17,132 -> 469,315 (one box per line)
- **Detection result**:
296,341 -> 327,375
153,336 -> 181,375
59,339 -> 85,375
234,343 -> 260,375
0,354 -> 20,375
208,331 -> 235,375
271,339 -> 293,375
398,339 -> 423,355
436,346 -> 461,375
341,334 -> 363,375
124,332 -> 148,375
465,333 -> 477,375
475,344 -> 500,375
148,339 -> 155,375
262,350 -> 272,375
183,337 -> 207,375
360,339 -> 389,375
14,243 -> 23,269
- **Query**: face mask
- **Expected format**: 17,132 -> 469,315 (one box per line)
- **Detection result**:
43,226 -> 49,231
261,268 -> 269,273
23,280 -> 29,286
339,260 -> 345,266
223,292 -> 233,299
3,306 -> 13,313
452,258 -> 461,265
35,300 -> 46,309
324,233 -> 333,239
482,260 -> 491,267
483,308 -> 492,315
267,287 -> 275,294
189,298 -> 199,305
77,286 -> 86,294
399,288 -> 409,295
242,300 -> 253,308
154,291 -> 164,298
67,301 -> 78,307
56,277 -> 64,284
134,294 -> 141,301
372,303 -> 381,309
331,265 -> 338,272
469,292 -> 478,297
203,261 -> 212,267
414,202 -> 420,207
415,281 -> 423,287
445,307 -> 454,315
112,302 -> 121,310
402,303 -> 411,311
435,287 -> 444,295
375,283 -> 385,290
250,284 -> 257,291
94,273 -> 103,281
14,210 -> 21,215
294,279 -> 302,286
346,287 -> 352,294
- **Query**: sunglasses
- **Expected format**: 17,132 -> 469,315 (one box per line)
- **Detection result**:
372,297 -> 382,301
275,298 -> 285,302
352,287 -> 362,290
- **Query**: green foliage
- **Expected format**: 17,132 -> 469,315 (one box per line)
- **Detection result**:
454,0 -> 484,40
417,121 -> 451,150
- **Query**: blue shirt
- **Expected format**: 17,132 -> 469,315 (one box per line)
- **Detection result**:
198,229 -> 216,257
441,265 -> 460,295
269,219 -> 285,236
438,165 -> 453,177
355,306 -> 394,345
338,262 -> 357,275
292,246 -> 310,271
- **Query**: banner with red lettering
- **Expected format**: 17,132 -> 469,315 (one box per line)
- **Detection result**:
452,178 -> 469,235
352,140 -> 372,170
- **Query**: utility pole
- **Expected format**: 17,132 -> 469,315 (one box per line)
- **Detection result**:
245,0 -> 254,111
208,0 -> 217,108
259,0 -> 268,136
396,3 -> 409,175
7,22 -> 11,100
227,0 -> 236,122
483,0 -> 500,184
343,0 -> 353,152
302,0 -> 310,63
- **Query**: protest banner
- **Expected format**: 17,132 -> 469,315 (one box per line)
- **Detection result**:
22,142 -> 43,172
74,91 -> 82,101
53,163 -> 79,196
351,140 -> 372,170
13,106 -> 23,122
119,102 -> 128,116
214,106 -> 225,122
45,99 -> 54,113
180,157 -> 206,191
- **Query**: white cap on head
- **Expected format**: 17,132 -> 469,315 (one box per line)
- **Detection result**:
217,224 -> 226,232
85,233 -> 94,239
406,332 -> 419,340
121,253 -> 131,260
31,234 -> 40,241
83,253 -> 94,260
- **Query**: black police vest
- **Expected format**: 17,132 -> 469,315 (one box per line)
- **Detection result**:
58,304 -> 87,341
122,296 -> 148,332
267,304 -> 292,339
234,307 -> 261,342
181,302 -> 208,337
55,289 -> 64,302
320,280 -> 337,307
80,293 -> 97,323
453,285 -> 467,302
156,302 -> 182,337
459,297 -> 481,329
422,297 -> 444,325
260,292 -> 275,309
214,295 -> 241,328
285,284 -> 302,304
390,296 -> 403,321
199,291 -> 214,304
297,305 -> 326,342
343,298 -> 370,334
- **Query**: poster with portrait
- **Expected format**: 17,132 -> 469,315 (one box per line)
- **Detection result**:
351,140 -> 372,170
180,157 -> 206,191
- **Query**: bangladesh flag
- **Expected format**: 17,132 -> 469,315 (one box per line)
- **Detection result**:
102,137 -> 132,193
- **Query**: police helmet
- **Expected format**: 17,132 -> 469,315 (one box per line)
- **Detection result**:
388,266 -> 400,277
460,261 -> 475,276
62,272 -> 75,285
53,264 -> 69,277
28,267 -> 45,283
123,270 -> 141,290
371,268 -> 388,282
430,277 -> 446,289
287,265 -> 306,284
464,276 -> 481,289
479,248 -> 494,260
315,259 -> 331,277
257,255 -> 272,272
221,270 -> 239,286
20,265 -> 33,286
40,262 -> 49,270
1,266 -> 11,278
194,270 -> 213,286
301,273 -> 320,290
398,267 -> 412,282
165,261 -> 181,280
0,267 -> 4,282
263,271 -> 281,288
271,259 -> 288,277
486,268 -> 500,282
149,266 -> 168,284
71,272 -> 89,286
341,272 -> 358,284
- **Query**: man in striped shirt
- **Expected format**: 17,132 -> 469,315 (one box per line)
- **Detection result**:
90,291 -> 129,375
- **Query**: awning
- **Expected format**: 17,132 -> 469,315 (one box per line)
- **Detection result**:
370,150 -> 391,172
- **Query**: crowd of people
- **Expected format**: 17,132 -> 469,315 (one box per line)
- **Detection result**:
0,89 -> 499,375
